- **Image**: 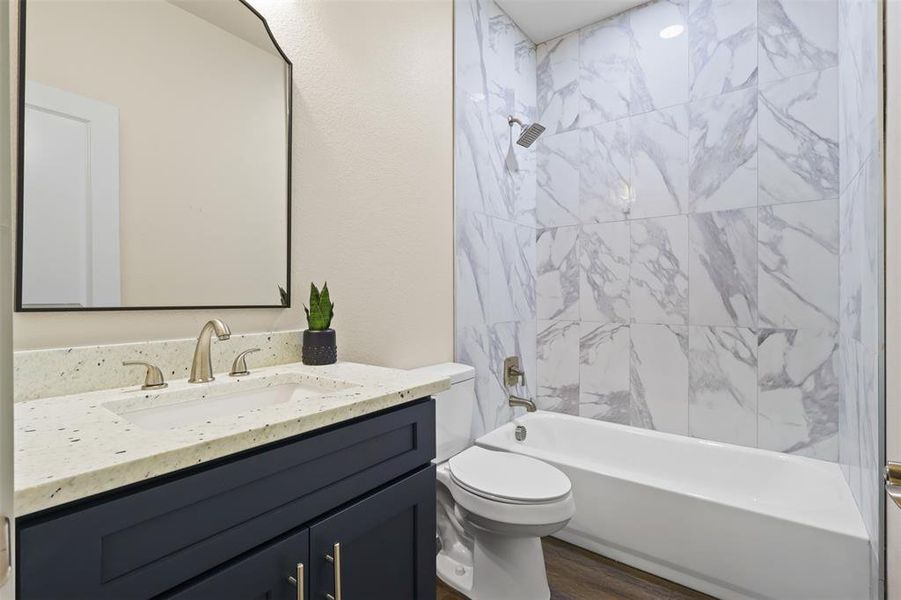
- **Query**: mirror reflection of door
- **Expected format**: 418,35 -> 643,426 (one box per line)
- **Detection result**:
17,0 -> 291,310
22,82 -> 120,309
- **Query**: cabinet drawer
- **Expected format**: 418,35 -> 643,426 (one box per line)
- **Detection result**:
164,528 -> 308,600
18,398 -> 435,599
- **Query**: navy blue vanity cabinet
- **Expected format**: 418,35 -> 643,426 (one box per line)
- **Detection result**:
17,398 -> 436,600
310,465 -> 436,600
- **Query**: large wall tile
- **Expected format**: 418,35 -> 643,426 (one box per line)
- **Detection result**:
758,329 -> 838,460
759,67 -> 839,206
455,210 -> 491,329
537,31 -> 580,135
580,222 -> 630,323
455,93 -> 506,217
840,156 -> 880,350
630,215 -> 689,324
689,208 -> 757,327
489,320 -> 537,422
537,320 -> 580,414
689,326 -> 758,447
537,130 -> 580,227
537,226 -> 580,320
580,14 -> 631,128
688,0 -> 757,101
488,217 -> 536,323
454,0 -> 496,216
758,0 -> 838,85
856,342 -> 880,544
580,322 -> 631,423
759,198 -> 838,330
630,105 -> 690,219
463,321 -> 536,439
631,323 -> 690,434
838,332 -> 861,491
838,0 -> 879,192
580,119 -> 631,223
688,87 -> 758,213
455,0 -> 537,225
457,323 -> 496,439
629,0 -> 690,114
839,328 -> 880,547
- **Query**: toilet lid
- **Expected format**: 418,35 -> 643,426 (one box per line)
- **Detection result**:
448,447 -> 571,504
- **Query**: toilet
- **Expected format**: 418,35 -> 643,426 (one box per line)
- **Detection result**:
411,363 -> 575,600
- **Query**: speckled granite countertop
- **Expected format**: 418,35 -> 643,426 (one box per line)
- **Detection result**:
15,362 -> 449,516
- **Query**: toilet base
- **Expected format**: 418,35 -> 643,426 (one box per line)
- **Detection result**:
437,530 -> 551,600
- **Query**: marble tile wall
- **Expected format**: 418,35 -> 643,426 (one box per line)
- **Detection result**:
456,9 -> 881,574
529,0 -> 847,462
836,0 -> 882,590
455,0 -> 538,438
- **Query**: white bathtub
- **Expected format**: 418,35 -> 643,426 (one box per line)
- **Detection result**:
476,412 -> 871,600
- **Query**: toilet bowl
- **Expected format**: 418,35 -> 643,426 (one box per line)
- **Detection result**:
410,363 -> 575,600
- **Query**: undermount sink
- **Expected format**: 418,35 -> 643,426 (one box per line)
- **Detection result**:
104,379 -> 356,431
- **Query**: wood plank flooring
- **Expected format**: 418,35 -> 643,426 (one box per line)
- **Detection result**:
436,537 -> 713,600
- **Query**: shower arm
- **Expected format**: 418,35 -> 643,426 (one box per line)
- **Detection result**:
508,115 -> 525,130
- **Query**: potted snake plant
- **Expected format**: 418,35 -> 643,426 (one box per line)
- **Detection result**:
302,282 -> 337,365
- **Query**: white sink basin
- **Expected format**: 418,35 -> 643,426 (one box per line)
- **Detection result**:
105,380 -> 354,431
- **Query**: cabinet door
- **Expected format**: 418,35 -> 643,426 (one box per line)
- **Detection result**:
165,528 -> 308,600
310,466 -> 436,600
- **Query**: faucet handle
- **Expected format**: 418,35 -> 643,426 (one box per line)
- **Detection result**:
229,348 -> 261,377
122,361 -> 168,390
504,356 -> 525,387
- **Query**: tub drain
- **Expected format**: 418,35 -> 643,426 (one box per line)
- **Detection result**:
514,424 -> 527,442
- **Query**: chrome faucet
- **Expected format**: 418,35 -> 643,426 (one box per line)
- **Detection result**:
189,319 -> 231,383
508,394 -> 537,412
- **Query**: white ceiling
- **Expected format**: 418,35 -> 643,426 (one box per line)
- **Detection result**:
495,0 -> 647,44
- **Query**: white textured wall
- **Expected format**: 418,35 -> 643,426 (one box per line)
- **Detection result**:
12,0 -> 455,370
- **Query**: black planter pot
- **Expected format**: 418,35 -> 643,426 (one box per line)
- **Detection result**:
302,329 -> 337,365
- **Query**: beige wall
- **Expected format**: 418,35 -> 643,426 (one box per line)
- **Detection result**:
1,0 -> 15,594
12,0 -> 455,370
27,0 -> 288,306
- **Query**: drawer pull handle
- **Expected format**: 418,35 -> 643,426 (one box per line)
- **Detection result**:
325,542 -> 341,600
287,562 -> 304,600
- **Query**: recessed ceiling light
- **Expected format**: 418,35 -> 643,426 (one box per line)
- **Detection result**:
659,24 -> 684,39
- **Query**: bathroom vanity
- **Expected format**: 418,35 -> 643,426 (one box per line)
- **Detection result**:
11,0 -> 447,597
14,362 -> 448,600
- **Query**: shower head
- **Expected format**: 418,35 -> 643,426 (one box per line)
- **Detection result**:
508,116 -> 546,148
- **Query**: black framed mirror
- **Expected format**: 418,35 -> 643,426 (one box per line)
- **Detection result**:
15,0 -> 292,311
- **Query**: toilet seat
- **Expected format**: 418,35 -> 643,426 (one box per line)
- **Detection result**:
437,460 -> 575,532
448,446 -> 571,505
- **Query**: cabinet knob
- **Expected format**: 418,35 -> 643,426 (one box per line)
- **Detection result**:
325,542 -> 341,600
286,562 -> 304,600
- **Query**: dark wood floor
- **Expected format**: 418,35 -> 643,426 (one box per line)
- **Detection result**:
436,537 -> 713,600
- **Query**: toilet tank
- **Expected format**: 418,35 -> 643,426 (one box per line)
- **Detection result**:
409,363 -> 475,462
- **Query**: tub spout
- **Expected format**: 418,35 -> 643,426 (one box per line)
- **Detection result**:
509,394 -> 537,412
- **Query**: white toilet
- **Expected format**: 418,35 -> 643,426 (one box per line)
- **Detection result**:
412,363 -> 575,600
